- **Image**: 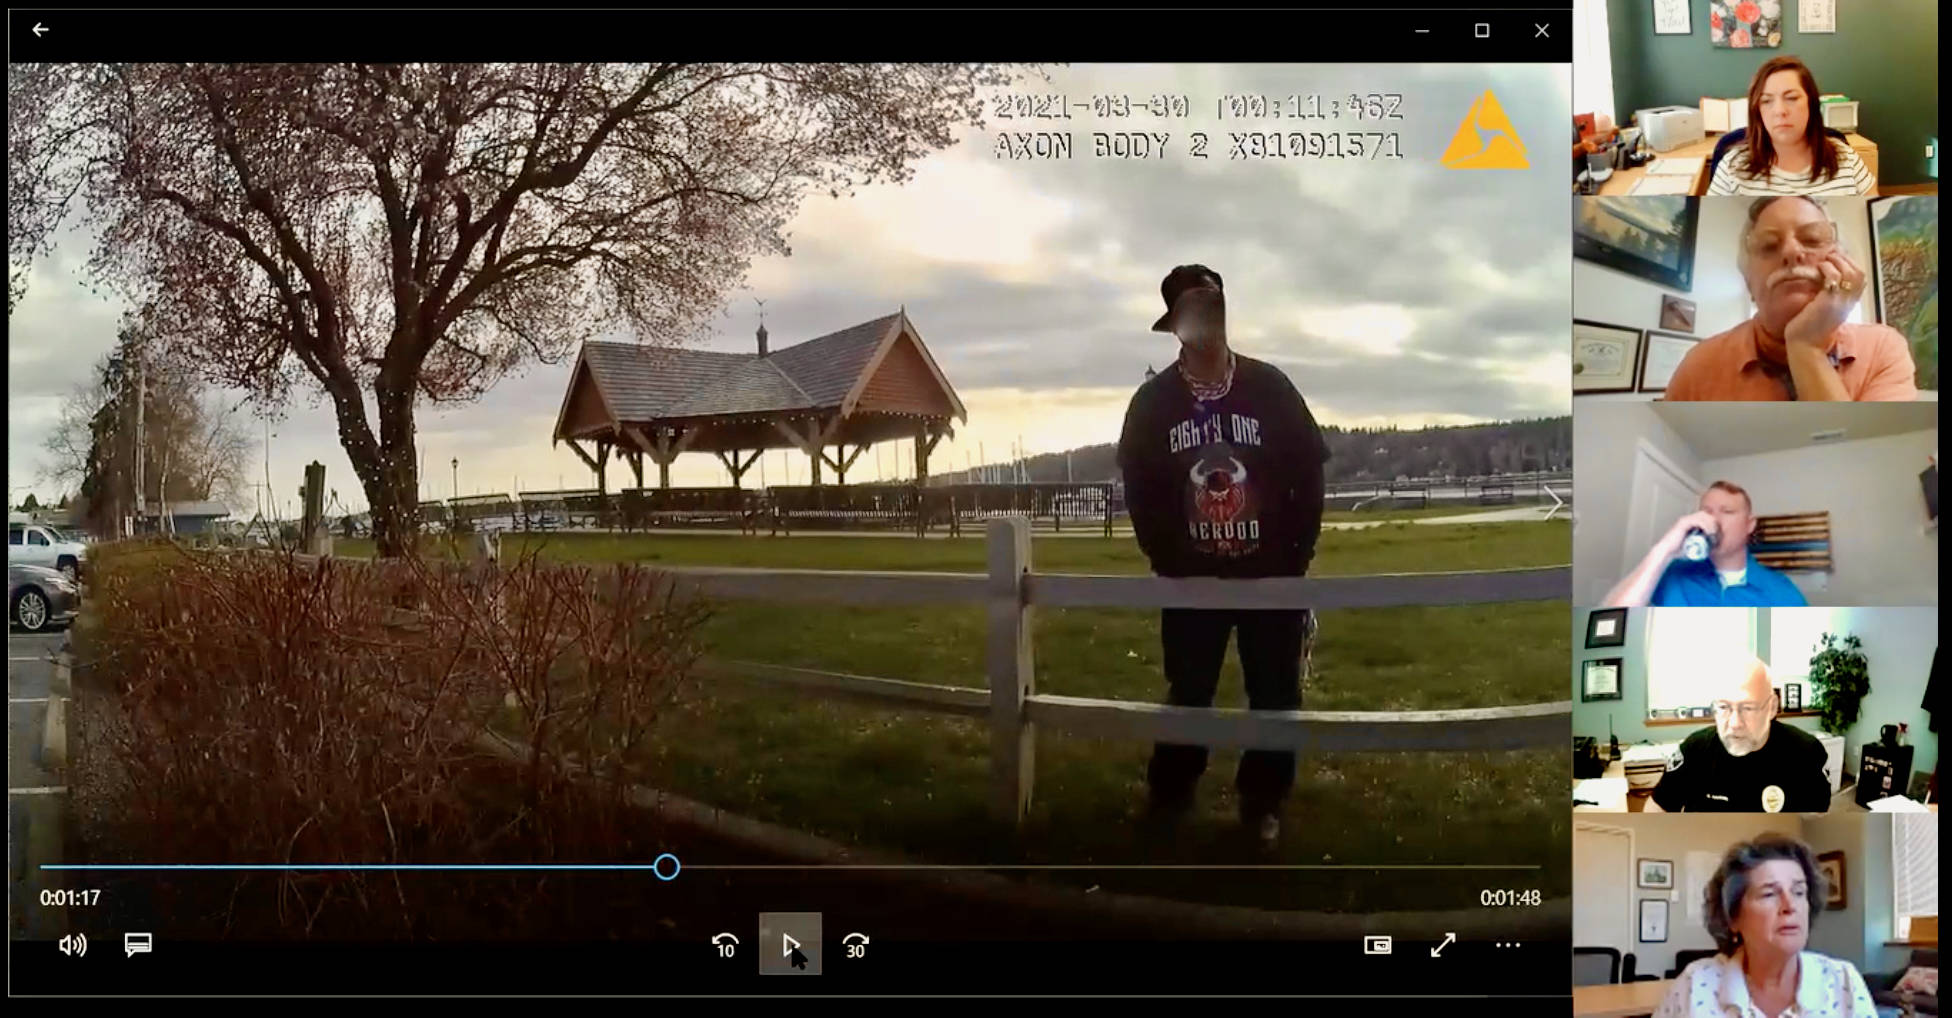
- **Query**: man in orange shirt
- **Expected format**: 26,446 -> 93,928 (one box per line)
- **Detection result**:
1664,197 -> 1918,401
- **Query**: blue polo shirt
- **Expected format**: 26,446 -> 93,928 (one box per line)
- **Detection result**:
1650,553 -> 1809,607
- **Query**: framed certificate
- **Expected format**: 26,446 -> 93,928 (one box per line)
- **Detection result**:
1638,330 -> 1699,393
1574,320 -> 1644,394
1640,899 -> 1669,943
1583,658 -> 1624,702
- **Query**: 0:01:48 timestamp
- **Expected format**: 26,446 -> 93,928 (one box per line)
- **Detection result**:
1480,889 -> 1543,907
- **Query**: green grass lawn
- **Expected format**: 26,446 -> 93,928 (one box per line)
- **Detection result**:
412,521 -> 1572,912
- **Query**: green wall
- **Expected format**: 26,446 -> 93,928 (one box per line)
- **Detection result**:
1607,0 -> 1940,186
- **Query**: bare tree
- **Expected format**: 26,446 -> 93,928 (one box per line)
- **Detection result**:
11,63 -> 1030,555
41,336 -> 252,535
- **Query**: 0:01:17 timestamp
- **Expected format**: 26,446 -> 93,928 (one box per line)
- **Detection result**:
41,889 -> 102,907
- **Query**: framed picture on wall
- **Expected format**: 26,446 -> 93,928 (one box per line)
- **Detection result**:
1639,899 -> 1669,943
1573,320 -> 1644,394
1710,0 -> 1782,47
1638,330 -> 1700,393
1582,658 -> 1624,703
1637,859 -> 1675,889
1659,294 -> 1696,333
1868,196 -> 1939,392
1784,683 -> 1802,711
1816,851 -> 1847,909
1586,608 -> 1629,648
1652,0 -> 1690,35
1575,197 -> 1699,291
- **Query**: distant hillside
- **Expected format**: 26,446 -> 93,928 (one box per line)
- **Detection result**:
934,416 -> 1572,486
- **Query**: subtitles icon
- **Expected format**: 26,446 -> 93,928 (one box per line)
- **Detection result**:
1363,935 -> 1393,956
125,932 -> 154,957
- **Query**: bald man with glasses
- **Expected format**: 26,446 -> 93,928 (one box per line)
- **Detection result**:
1648,656 -> 1833,813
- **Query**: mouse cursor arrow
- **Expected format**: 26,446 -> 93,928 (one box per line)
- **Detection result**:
1431,932 -> 1456,958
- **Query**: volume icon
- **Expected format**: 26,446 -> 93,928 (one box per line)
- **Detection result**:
59,932 -> 88,957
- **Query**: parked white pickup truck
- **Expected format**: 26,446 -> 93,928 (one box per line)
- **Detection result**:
7,519 -> 87,582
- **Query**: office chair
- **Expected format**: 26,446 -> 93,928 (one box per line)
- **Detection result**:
1575,946 -> 1624,986
1706,126 -> 1853,183
1667,948 -> 1720,978
1622,952 -> 1662,983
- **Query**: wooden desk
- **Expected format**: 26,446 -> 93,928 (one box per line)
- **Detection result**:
1574,979 -> 1673,1018
1596,131 -> 1877,196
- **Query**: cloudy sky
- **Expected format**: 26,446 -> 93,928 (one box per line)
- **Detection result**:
8,63 -> 1571,516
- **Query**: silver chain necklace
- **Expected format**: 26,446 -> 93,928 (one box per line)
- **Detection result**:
1181,351 -> 1236,402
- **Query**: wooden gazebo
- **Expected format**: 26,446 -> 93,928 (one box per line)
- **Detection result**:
552,311 -> 967,494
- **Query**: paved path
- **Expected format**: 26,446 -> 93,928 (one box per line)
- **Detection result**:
1322,505 -> 1565,530
9,628 -> 69,941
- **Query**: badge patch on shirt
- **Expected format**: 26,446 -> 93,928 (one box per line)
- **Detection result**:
1761,785 -> 1786,813
1666,748 -> 1684,773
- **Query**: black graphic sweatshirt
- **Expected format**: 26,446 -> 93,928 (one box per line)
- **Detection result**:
1117,355 -> 1329,579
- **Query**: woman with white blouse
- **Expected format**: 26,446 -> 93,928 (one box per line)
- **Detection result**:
1654,834 -> 1878,1018
1707,56 -> 1875,197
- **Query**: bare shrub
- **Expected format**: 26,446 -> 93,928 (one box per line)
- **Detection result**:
80,542 -> 710,938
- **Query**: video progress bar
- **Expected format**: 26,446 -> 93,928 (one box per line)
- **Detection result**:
43,863 -> 1542,872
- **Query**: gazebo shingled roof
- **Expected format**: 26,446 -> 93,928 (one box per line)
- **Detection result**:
553,310 -> 965,491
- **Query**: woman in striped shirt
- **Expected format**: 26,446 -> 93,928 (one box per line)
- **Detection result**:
1708,56 -> 1875,197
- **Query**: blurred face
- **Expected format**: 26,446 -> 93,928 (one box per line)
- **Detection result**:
1742,198 -> 1839,332
1731,859 -> 1811,958
1172,277 -> 1226,351
1698,487 -> 1756,558
1712,661 -> 1777,757
1756,70 -> 1811,149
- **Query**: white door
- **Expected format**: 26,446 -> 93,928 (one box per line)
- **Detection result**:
1573,823 -> 1634,955
1624,439 -> 1703,583
23,527 -> 55,568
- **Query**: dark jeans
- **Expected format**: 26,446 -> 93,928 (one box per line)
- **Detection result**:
1147,608 -> 1315,820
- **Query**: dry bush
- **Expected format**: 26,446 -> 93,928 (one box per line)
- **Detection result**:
80,543 -> 710,938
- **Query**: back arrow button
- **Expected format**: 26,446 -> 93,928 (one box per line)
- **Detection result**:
33,22 -> 49,37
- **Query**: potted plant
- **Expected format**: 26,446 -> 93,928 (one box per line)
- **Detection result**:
1806,632 -> 1871,736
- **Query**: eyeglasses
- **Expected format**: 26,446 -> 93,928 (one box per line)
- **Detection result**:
1744,223 -> 1838,259
1712,701 -> 1768,719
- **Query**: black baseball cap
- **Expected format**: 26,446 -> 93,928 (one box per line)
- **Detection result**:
1151,264 -> 1224,333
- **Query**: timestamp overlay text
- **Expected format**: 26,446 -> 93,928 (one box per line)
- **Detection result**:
988,91 -> 1409,163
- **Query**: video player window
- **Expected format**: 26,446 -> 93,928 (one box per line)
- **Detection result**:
8,8 -> 1575,1005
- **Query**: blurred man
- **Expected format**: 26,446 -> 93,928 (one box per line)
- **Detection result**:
1648,657 -> 1831,813
1601,480 -> 1808,607
1117,264 -> 1329,847
1665,196 -> 1917,401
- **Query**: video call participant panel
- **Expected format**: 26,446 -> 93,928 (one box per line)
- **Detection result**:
1572,814 -> 1939,1017
1572,196 -> 1936,402
1575,2 -> 1938,198
1572,402 -> 1937,608
1572,606 -> 1938,815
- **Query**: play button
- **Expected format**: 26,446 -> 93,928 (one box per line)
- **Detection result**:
760,913 -> 822,975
